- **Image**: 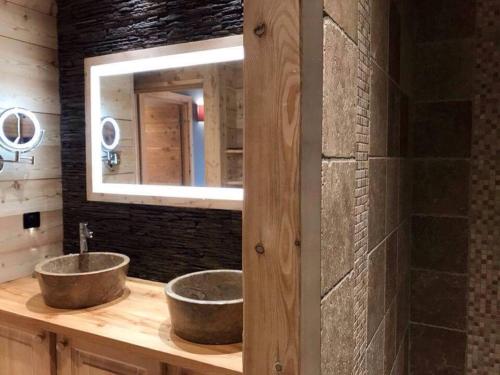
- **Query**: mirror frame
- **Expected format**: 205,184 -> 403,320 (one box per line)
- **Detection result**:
85,35 -> 244,210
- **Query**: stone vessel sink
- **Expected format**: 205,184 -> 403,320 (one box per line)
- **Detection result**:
35,252 -> 129,309
165,270 -> 243,345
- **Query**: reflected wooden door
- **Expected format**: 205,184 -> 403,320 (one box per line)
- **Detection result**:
137,92 -> 192,185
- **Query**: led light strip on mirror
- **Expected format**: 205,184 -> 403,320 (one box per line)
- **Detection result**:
86,35 -> 245,209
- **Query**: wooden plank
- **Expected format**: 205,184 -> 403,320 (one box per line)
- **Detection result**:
0,145 -> 61,181
101,75 -> 134,121
0,277 -> 243,374
0,209 -> 62,254
243,0 -> 301,374
0,1 -> 57,49
0,36 -> 60,115
0,242 -> 62,283
0,178 -> 62,217
8,0 -> 57,16
204,65 -> 222,186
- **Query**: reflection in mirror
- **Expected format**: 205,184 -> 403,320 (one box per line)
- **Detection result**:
3,113 -> 36,144
101,118 -> 119,150
99,61 -> 244,188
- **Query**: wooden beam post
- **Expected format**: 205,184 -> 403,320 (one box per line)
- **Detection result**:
243,0 -> 322,373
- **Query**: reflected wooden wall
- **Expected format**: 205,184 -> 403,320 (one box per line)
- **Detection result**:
0,0 -> 62,282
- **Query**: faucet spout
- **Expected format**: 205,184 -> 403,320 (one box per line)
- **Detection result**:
79,223 -> 93,254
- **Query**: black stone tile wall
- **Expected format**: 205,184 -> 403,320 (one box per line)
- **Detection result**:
57,0 -> 243,282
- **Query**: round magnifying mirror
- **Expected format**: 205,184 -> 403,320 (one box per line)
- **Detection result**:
0,108 -> 43,153
101,117 -> 120,151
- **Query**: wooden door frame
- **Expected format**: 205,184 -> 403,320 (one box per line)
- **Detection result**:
243,0 -> 323,374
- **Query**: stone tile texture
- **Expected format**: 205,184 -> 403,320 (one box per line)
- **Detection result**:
321,160 -> 356,295
323,18 -> 358,158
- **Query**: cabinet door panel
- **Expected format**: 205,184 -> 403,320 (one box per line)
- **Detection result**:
57,335 -> 163,375
164,364 -> 213,375
0,323 -> 52,375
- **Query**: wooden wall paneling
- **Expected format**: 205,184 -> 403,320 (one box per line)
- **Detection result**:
0,243 -> 62,283
0,0 -> 62,283
0,36 -> 59,115
203,66 -> 222,187
0,209 -> 62,254
0,146 -> 61,181
243,0 -> 301,374
0,1 -> 57,49
7,0 -> 57,16
100,75 -> 134,120
0,179 -> 62,218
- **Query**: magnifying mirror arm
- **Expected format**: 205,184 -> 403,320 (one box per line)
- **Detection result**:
102,150 -> 120,169
0,129 -> 44,165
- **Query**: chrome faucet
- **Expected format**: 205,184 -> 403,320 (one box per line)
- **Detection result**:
79,223 -> 93,254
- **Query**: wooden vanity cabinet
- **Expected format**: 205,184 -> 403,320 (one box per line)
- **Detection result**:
56,335 -> 163,375
0,322 -> 53,375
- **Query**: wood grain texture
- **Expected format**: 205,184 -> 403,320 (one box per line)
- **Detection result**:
0,1 -> 57,49
0,2 -> 63,283
0,321 -> 53,375
8,0 -> 57,15
0,36 -> 59,114
58,335 -> 164,375
0,277 -> 242,374
0,179 -> 62,217
58,0 -> 243,282
243,0 -> 301,374
0,210 -> 62,254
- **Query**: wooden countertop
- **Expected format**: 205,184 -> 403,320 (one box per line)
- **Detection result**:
0,277 -> 242,375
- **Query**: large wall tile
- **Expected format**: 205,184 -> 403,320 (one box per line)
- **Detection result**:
384,299 -> 397,375
388,82 -> 401,157
396,276 -> 409,347
411,269 -> 467,329
370,63 -> 388,157
415,39 -> 474,101
388,1 -> 401,83
412,160 -> 470,216
416,0 -> 476,42
371,0 -> 389,69
386,159 -> 399,234
413,101 -> 472,158
324,0 -> 358,42
369,158 -> 387,250
398,159 -> 412,220
391,332 -> 408,375
411,216 -> 469,273
368,241 -> 386,342
321,274 -> 354,375
397,221 -> 410,288
385,231 -> 398,311
323,18 -> 357,158
367,318 -> 385,375
321,160 -> 356,295
410,324 -> 466,375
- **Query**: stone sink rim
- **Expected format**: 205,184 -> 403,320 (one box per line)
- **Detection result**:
165,269 -> 243,306
35,252 -> 130,277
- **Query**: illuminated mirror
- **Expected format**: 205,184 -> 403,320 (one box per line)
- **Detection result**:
85,36 -> 244,210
